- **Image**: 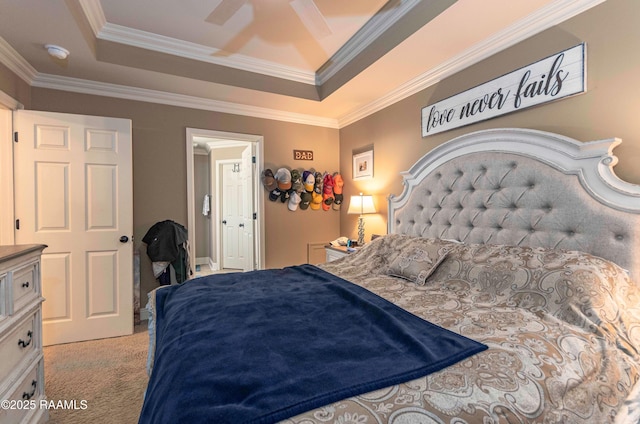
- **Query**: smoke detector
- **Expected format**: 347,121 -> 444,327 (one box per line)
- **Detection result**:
44,44 -> 70,60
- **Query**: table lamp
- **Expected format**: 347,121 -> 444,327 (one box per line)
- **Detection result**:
347,193 -> 376,245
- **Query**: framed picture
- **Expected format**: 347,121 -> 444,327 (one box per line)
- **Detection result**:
353,150 -> 373,180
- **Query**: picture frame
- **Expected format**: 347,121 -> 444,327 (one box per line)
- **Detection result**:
353,150 -> 373,180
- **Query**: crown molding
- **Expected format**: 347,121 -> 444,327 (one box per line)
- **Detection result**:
316,0 -> 421,86
0,37 -> 37,84
336,0 -> 605,128
31,73 -> 339,128
0,35 -> 335,128
80,0 -> 417,88
1,0 -> 604,130
78,0 -> 107,35
80,0 -> 317,85
80,0 -> 420,86
98,23 -> 317,85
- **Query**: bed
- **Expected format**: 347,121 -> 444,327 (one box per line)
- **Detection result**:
139,128 -> 640,424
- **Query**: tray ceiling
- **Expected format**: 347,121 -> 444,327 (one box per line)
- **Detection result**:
0,0 -> 602,127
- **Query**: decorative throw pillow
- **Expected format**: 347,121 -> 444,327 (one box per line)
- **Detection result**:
387,246 -> 450,285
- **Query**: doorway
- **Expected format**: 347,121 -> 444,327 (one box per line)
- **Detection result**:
186,128 -> 265,273
0,101 -> 15,246
1,91 -> 133,345
13,109 -> 133,345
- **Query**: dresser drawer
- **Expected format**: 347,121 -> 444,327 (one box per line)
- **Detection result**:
0,273 -> 6,318
11,261 -> 38,314
0,313 -> 38,386
325,248 -> 346,262
0,360 -> 44,424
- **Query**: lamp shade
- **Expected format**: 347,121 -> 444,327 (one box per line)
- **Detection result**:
347,194 -> 376,215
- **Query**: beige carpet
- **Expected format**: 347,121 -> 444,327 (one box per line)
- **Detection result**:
43,324 -> 149,424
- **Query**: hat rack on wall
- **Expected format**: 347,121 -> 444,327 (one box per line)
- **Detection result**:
261,167 -> 344,212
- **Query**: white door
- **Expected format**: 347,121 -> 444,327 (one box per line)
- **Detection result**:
220,162 -> 244,270
13,110 -> 133,346
240,146 -> 255,271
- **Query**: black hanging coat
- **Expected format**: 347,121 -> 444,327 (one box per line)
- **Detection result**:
142,220 -> 190,284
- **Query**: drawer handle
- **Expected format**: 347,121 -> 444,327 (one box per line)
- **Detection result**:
22,380 -> 37,400
18,330 -> 33,348
22,281 -> 30,288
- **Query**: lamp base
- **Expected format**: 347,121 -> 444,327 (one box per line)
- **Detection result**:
357,216 -> 365,246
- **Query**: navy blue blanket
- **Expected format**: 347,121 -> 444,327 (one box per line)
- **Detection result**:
139,265 -> 486,424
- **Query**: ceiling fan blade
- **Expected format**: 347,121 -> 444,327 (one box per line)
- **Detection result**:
289,0 -> 332,39
205,0 -> 247,25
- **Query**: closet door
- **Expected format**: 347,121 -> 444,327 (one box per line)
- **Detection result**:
220,161 -> 244,270
13,110 -> 133,346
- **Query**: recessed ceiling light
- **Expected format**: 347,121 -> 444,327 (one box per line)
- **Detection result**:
44,44 -> 70,60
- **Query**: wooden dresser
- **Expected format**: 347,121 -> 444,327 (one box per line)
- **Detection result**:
0,245 -> 47,424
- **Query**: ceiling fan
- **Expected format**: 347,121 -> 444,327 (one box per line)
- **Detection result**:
206,0 -> 332,39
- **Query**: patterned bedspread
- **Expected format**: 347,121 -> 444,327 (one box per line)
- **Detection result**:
282,234 -> 640,424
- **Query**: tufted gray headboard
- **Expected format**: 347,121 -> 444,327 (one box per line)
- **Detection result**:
388,128 -> 640,283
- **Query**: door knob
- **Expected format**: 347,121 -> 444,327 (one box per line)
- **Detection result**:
239,223 -> 244,228
119,236 -> 129,243
222,220 -> 227,224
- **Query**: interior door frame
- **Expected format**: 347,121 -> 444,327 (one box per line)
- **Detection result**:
0,90 -> 23,245
186,128 -> 265,272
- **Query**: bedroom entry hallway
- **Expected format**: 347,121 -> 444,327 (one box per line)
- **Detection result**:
186,128 -> 265,273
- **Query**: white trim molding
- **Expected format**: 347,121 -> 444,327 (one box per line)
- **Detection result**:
98,23 -> 317,86
0,106 -> 15,245
0,0 -> 605,130
78,0 -> 107,36
0,37 -> 37,84
337,0 -> 604,128
0,90 -> 24,110
31,73 -> 339,128
315,0 -> 422,85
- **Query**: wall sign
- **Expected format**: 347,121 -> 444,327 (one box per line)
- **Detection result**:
293,150 -> 313,160
421,43 -> 586,137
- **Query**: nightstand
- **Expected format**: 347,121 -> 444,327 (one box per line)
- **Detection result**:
325,245 -> 358,262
